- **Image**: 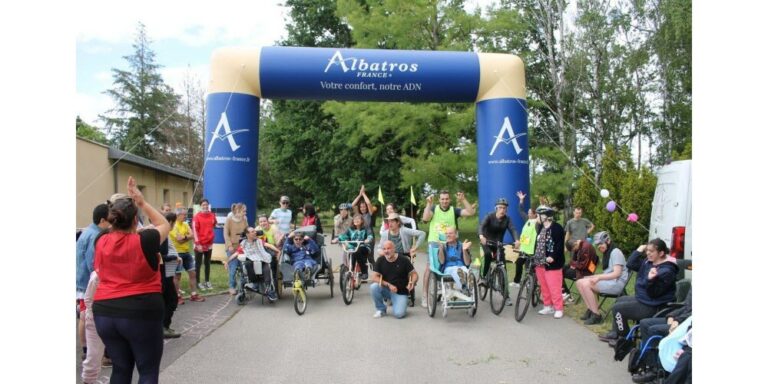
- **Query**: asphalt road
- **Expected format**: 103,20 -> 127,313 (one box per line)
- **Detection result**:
76,237 -> 629,383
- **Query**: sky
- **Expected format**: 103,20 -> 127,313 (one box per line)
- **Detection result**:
76,0 -> 291,126
76,0 -> 496,127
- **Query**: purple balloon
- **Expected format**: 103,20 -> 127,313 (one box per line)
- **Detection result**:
606,200 -> 616,212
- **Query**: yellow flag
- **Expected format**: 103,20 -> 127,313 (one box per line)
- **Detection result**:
377,186 -> 385,205
410,186 -> 416,205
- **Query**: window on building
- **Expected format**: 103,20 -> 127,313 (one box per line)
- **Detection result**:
163,189 -> 170,204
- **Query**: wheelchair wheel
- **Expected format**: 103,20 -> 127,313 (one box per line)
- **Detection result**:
426,272 -> 438,317
467,272 -> 478,317
489,268 -> 507,315
276,270 -> 284,299
340,265 -> 354,305
514,274 -> 534,322
328,259 -> 334,298
236,292 -> 247,305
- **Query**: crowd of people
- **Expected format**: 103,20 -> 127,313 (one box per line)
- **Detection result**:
76,179 -> 691,383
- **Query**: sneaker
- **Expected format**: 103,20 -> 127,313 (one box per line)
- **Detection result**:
554,310 -> 564,319
245,283 -> 257,291
537,306 -> 555,315
580,309 -> 592,320
177,295 -> 185,305
457,269 -> 468,287
598,331 -> 618,342
505,297 -> 514,306
163,328 -> 181,339
205,281 -> 213,290
190,293 -> 206,302
584,312 -> 603,325
421,295 -> 428,308
361,273 -> 369,281
632,371 -> 658,384
562,293 -> 571,302
267,290 -> 278,303
509,282 -> 520,288
453,290 -> 472,302
373,310 -> 385,318
101,357 -> 113,367
198,283 -> 206,290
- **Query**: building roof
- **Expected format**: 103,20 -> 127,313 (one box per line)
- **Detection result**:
106,145 -> 201,182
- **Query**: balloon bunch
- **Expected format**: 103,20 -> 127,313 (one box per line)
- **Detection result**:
599,189 -> 639,223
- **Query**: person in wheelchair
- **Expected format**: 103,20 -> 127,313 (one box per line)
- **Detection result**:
437,226 -> 472,301
237,227 -> 280,301
599,238 -> 678,345
284,231 -> 321,283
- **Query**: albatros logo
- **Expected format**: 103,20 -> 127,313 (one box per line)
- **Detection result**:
208,112 -> 249,152
490,116 -> 526,156
323,50 -> 418,78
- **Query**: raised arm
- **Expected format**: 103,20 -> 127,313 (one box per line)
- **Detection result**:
457,192 -> 474,217
422,195 -> 434,223
516,191 -> 528,221
128,176 -> 169,244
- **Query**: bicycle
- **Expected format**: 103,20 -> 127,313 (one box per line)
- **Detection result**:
479,240 -> 511,315
514,254 -> 542,322
337,240 -> 367,305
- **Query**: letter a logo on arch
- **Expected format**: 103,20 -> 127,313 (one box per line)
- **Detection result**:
490,116 -> 525,156
208,112 -> 249,153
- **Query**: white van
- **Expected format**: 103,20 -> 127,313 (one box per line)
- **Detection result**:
649,160 -> 692,279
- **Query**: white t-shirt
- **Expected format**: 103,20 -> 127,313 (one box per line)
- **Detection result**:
270,208 -> 293,234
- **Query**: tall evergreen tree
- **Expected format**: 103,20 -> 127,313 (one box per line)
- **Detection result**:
100,22 -> 180,160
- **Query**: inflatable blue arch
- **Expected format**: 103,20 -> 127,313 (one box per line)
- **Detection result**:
205,47 -> 529,247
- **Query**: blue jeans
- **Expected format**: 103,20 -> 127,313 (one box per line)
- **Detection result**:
226,249 -> 240,289
370,283 -> 408,318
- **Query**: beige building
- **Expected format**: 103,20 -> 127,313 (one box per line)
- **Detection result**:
76,137 -> 201,230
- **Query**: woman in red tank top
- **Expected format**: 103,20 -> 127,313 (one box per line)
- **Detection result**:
92,176 -> 170,384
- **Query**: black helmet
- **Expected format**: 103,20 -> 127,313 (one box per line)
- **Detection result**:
495,198 -> 509,207
535,205 -> 555,216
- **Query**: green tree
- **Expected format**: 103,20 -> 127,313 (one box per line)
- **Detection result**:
76,116 -> 108,144
100,22 -> 180,160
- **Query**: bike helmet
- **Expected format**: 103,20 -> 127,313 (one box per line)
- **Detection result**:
593,231 -> 611,246
495,198 -> 509,207
535,205 -> 555,216
338,203 -> 351,210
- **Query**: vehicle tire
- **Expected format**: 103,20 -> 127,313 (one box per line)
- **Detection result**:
468,272 -> 478,317
427,272 -> 438,317
340,265 -> 354,305
514,274 -> 534,322
489,268 -> 507,315
236,293 -> 246,305
294,289 -> 307,316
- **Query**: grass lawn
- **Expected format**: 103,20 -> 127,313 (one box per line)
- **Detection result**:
176,261 -> 231,297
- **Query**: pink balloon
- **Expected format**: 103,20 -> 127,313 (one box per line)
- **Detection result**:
627,213 -> 639,222
606,200 -> 616,212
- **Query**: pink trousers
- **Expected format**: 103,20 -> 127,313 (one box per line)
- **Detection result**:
81,311 -> 105,383
535,266 -> 564,310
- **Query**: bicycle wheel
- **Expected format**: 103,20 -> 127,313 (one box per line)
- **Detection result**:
532,281 -> 541,308
489,267 -> 507,315
479,270 -> 489,301
468,272 -> 478,317
514,274 -> 534,322
294,289 -> 307,315
340,265 -> 354,305
276,270 -> 284,299
427,272 -> 438,317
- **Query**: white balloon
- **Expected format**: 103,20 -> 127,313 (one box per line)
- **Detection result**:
600,189 -> 610,198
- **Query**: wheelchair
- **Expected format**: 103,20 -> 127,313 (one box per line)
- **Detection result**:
425,246 -> 479,318
234,253 -> 278,306
278,225 -> 334,315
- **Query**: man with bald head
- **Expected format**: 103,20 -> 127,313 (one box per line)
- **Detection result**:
370,241 -> 418,319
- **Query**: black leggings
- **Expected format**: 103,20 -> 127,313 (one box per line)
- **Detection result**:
195,249 -> 212,282
512,257 -> 525,283
351,247 -> 370,275
481,244 -> 505,278
161,275 -> 177,329
611,295 -> 660,337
